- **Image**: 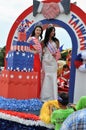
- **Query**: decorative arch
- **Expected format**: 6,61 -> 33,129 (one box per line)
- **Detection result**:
5,4 -> 86,54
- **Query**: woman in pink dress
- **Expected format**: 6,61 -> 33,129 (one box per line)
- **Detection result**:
27,25 -> 43,98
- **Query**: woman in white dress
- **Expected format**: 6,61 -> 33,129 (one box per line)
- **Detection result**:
40,25 -> 60,102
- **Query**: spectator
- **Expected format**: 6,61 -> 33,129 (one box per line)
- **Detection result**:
75,96 -> 86,110
58,64 -> 70,88
66,50 -> 72,68
60,108 -> 86,130
39,92 -> 69,124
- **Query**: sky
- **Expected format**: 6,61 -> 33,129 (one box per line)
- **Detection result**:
0,0 -> 86,49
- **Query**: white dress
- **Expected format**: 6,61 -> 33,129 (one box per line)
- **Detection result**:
40,41 -> 58,102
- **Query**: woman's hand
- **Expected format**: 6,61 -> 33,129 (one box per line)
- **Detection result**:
52,53 -> 56,58
27,37 -> 32,42
33,50 -> 39,54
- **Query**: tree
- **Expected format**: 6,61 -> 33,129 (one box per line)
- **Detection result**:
0,46 -> 6,66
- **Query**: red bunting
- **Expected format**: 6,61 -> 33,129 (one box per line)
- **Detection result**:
0,109 -> 40,120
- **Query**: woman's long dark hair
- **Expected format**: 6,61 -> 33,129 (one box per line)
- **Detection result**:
31,25 -> 43,40
43,26 -> 55,46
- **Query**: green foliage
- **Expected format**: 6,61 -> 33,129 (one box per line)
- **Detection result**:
61,51 -> 68,60
0,46 -> 6,66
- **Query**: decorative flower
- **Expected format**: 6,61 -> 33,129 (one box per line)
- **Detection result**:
74,52 -> 86,72
0,97 -> 43,112
74,53 -> 83,68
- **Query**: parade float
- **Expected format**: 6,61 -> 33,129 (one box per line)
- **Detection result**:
0,0 -> 86,129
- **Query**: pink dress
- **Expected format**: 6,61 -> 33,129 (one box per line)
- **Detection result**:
29,37 -> 42,98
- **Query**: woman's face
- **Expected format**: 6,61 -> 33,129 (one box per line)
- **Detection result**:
35,27 -> 42,37
50,28 -> 55,38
